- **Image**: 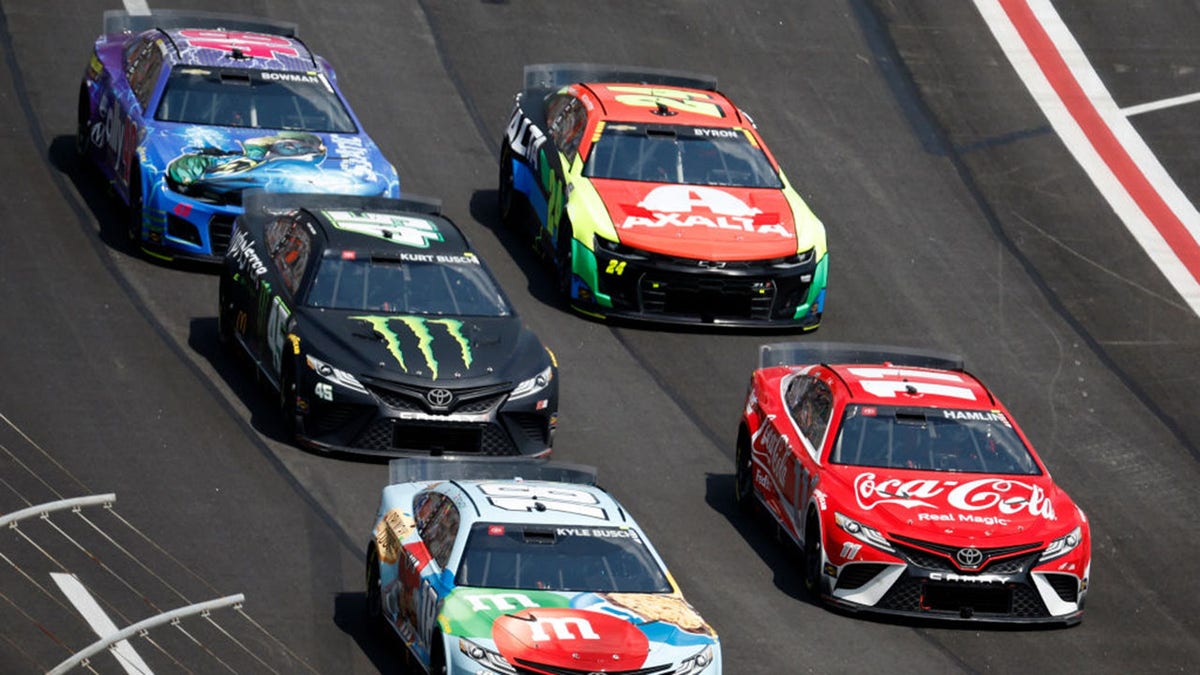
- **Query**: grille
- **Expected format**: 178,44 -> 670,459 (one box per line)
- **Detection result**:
639,273 -> 775,320
481,424 -> 519,455
515,661 -> 671,675
876,575 -> 1051,618
209,215 -> 235,256
367,384 -> 507,415
1044,573 -> 1079,602
891,535 -> 1041,572
349,420 -> 519,456
167,214 -> 202,246
310,403 -> 358,434
512,413 -> 550,444
836,563 -> 887,591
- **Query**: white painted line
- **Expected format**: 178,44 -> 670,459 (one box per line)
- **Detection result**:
974,0 -> 1200,316
51,573 -> 155,675
1122,91 -> 1200,117
123,0 -> 151,16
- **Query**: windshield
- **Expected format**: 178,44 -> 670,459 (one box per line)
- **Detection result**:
155,66 -> 356,133
304,254 -> 511,316
585,125 -> 782,188
456,523 -> 672,593
830,405 -> 1041,475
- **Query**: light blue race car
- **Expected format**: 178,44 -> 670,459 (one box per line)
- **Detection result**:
367,458 -> 722,674
77,10 -> 400,262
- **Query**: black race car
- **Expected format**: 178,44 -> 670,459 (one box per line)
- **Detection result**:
219,192 -> 558,457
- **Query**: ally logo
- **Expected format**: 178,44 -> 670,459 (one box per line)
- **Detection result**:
352,315 -> 472,380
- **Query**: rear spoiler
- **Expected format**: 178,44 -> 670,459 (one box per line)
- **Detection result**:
103,10 -> 299,37
523,62 -> 717,93
241,190 -> 442,218
759,342 -> 964,372
388,457 -> 598,486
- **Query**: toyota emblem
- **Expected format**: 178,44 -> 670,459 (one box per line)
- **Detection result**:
956,547 -> 984,569
426,388 -> 453,407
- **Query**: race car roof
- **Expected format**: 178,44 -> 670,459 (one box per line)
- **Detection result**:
581,82 -> 745,128
452,479 -> 636,529
160,28 -> 317,71
241,191 -> 472,256
829,363 -> 997,410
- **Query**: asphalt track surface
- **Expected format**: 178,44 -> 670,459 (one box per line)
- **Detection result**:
1,1 -> 1198,673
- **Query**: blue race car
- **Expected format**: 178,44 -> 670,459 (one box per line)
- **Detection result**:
77,10 -> 400,262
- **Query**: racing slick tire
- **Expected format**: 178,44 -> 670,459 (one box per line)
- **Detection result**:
734,430 -> 756,512
278,358 -> 298,441
365,545 -> 383,622
498,145 -> 518,228
217,278 -> 235,349
803,511 -> 824,600
76,84 -> 91,157
429,632 -> 447,675
127,165 -> 144,248
556,219 -> 574,301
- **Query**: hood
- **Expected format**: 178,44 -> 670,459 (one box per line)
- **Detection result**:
440,588 -> 715,668
827,466 -> 1077,544
300,310 -> 544,386
593,179 -> 799,260
145,126 -> 396,197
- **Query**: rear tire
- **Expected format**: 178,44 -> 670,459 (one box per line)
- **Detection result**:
76,84 -> 91,157
498,145 -> 517,228
365,545 -> 383,622
734,430 -> 756,511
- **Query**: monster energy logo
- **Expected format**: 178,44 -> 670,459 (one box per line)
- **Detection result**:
352,315 -> 472,380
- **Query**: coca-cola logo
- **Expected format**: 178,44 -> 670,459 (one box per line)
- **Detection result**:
854,473 -> 1056,521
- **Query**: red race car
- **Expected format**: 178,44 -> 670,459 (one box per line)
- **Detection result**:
735,343 -> 1090,624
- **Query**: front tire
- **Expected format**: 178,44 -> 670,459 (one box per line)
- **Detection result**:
498,145 -> 517,228
556,219 -> 574,301
428,631 -> 447,675
803,512 -> 824,599
279,358 -> 298,441
127,166 -> 143,247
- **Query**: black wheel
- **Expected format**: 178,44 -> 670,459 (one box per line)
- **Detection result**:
278,359 -> 298,440
217,277 -> 234,348
734,431 -> 756,511
498,146 -> 517,227
428,631 -> 447,675
127,166 -> 143,247
76,84 -> 91,157
555,219 -> 574,300
803,512 -> 824,598
365,545 -> 383,622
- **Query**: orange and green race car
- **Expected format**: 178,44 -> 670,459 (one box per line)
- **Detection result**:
499,63 -> 828,328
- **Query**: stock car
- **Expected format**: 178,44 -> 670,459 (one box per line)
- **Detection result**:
499,63 -> 828,327
367,458 -> 721,674
218,192 -> 558,457
735,343 -> 1091,624
77,10 -> 400,262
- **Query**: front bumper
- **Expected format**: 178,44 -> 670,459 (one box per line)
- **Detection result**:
294,371 -> 556,458
139,180 -> 240,263
571,240 -> 827,328
818,535 -> 1088,625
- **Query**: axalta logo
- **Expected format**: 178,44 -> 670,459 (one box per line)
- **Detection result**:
324,210 -> 443,248
619,185 -> 792,238
350,315 -> 471,380
854,473 -> 1057,520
